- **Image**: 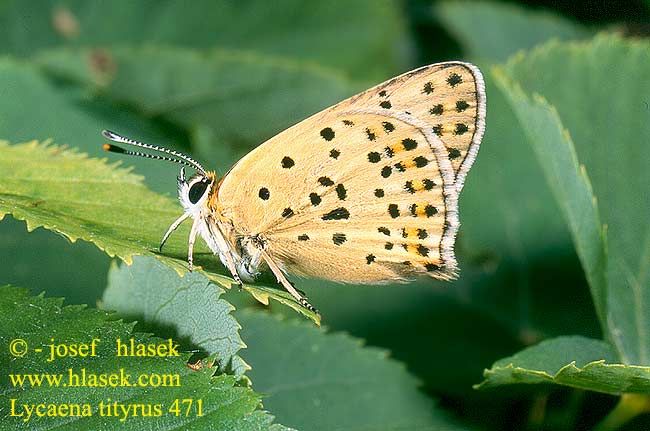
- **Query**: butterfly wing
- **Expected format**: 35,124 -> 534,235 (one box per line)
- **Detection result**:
216,62 -> 485,283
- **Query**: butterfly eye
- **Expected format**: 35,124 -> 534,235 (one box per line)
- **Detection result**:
188,179 -> 209,204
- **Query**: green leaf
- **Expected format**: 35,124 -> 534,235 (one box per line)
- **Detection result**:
0,140 -> 320,324
0,286 -> 290,430
0,214 -> 110,304
456,68 -> 597,339
476,336 -> 650,396
492,70 -> 608,335
434,1 -> 589,63
501,34 -> 650,365
35,46 -> 355,173
104,256 -> 248,377
0,0 -> 405,81
101,256 -> 466,431
238,312 -> 467,431
477,35 -> 650,397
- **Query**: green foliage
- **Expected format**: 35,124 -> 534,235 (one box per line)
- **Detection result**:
103,257 -> 465,431
493,72 -> 608,328
501,35 -> 650,366
478,36 -> 650,399
239,312 -> 464,431
0,286 -> 289,431
2,0 -> 650,429
0,0 -> 404,81
0,140 -> 319,323
35,46 -> 355,173
434,1 -> 590,63
477,336 -> 650,395
104,256 -> 248,377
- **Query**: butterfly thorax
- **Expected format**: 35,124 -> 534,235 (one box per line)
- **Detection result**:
199,172 -> 268,281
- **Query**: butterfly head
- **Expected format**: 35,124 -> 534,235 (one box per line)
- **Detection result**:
177,167 -> 216,214
101,129 -> 215,251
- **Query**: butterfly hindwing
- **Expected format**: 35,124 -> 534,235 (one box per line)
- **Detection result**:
336,62 -> 486,192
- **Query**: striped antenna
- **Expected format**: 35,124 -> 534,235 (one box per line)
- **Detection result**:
101,130 -> 207,174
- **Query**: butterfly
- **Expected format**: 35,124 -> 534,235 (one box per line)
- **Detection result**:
102,61 -> 486,315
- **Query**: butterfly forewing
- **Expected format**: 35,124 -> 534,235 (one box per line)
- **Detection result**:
217,105 -> 461,283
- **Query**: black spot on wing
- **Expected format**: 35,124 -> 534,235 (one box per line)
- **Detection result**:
378,226 -> 390,236
402,138 -> 417,150
385,242 -> 393,250
330,149 -> 340,159
423,82 -> 434,94
417,244 -> 429,257
432,125 -> 443,136
336,183 -> 347,200
374,188 -> 385,198
281,156 -> 295,168
332,233 -> 347,245
388,204 -> 400,218
322,207 -> 350,220
320,127 -> 335,141
413,156 -> 428,168
425,263 -> 440,272
456,100 -> 470,112
381,166 -> 392,178
448,147 -> 461,159
298,234 -> 309,241
282,207 -> 294,218
258,187 -> 270,200
429,104 -> 443,115
380,100 -> 392,109
424,205 -> 438,217
318,176 -> 334,186
454,123 -> 469,135
366,254 -> 376,264
366,128 -> 377,141
310,193 -> 321,206
382,122 -> 395,133
417,229 -> 428,239
368,152 -> 381,163
447,73 -> 462,87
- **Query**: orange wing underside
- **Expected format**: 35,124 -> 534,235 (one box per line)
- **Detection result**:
216,62 -> 485,284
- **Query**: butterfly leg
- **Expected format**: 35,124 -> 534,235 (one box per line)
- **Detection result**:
259,249 -> 319,315
187,217 -> 201,271
160,212 -> 190,252
220,248 -> 243,288
203,220 -> 244,288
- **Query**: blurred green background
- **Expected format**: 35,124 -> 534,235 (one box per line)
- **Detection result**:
1,0 -> 649,429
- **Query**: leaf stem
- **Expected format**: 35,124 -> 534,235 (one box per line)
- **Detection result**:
592,394 -> 650,431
